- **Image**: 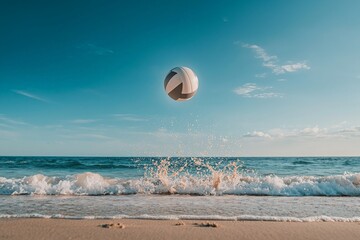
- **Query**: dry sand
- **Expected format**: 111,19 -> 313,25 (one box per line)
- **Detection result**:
0,219 -> 360,240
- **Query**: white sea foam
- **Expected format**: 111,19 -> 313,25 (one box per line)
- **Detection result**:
1,170 -> 360,196
1,213 -> 360,222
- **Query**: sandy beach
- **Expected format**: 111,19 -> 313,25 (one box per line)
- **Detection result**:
0,219 -> 359,240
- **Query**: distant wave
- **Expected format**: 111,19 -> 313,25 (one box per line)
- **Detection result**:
1,171 -> 360,196
1,213 -> 360,222
292,160 -> 312,165
0,159 -> 138,170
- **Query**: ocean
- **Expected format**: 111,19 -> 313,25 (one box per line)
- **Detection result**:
1,156 -> 360,221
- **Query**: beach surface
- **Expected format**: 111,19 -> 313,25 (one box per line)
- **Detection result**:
1,219 -> 360,240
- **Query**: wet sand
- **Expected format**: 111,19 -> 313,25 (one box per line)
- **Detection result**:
0,219 -> 360,240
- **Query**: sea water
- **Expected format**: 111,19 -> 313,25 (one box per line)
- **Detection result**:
0,156 -> 360,221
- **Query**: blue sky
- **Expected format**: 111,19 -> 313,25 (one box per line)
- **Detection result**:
1,0 -> 360,156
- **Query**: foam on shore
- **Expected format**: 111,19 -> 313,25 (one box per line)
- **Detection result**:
1,213 -> 360,222
1,170 -> 360,196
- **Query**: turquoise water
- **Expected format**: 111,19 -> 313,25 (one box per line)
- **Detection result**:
1,156 -> 360,221
1,156 -> 359,178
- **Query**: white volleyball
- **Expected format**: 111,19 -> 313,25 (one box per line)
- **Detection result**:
164,67 -> 199,101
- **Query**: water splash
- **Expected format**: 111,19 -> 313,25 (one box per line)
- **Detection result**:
1,158 -> 360,196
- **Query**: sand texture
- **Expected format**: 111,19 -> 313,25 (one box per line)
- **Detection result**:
1,219 -> 360,240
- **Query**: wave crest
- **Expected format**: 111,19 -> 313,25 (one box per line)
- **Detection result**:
1,170 -> 360,196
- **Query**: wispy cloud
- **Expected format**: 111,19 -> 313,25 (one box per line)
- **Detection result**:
113,114 -> 148,122
234,83 -> 260,95
300,126 -> 326,136
255,73 -> 267,78
12,90 -> 49,103
242,124 -> 360,140
61,133 -> 113,140
0,115 -> 28,125
334,126 -> 360,137
277,126 -> 328,138
253,92 -> 282,99
44,124 -> 63,129
243,131 -> 272,139
0,129 -> 18,138
242,43 -> 310,75
234,83 -> 282,98
0,123 -> 12,129
70,119 -> 98,124
79,43 -> 114,56
280,62 -> 310,73
0,115 -> 28,138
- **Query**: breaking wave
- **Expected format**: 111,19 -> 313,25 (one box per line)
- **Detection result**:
1,158 -> 360,196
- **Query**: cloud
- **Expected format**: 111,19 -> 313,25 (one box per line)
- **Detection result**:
255,73 -> 267,78
61,133 -> 113,140
233,83 -> 282,98
279,62 -> 310,73
242,44 -> 277,62
44,124 -> 63,129
70,119 -> 98,124
0,115 -> 28,138
277,78 -> 287,82
79,43 -> 114,55
275,126 -> 327,138
334,126 -> 360,137
252,92 -> 282,99
0,129 -> 18,138
243,131 -> 272,139
243,125 -> 349,140
0,115 -> 28,125
242,44 -> 310,75
113,114 -> 148,122
12,90 -> 49,103
0,123 -> 12,128
234,83 -> 260,95
300,126 -> 325,136
236,124 -> 360,156
221,136 -> 229,143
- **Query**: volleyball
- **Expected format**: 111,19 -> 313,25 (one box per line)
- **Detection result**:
164,67 -> 199,101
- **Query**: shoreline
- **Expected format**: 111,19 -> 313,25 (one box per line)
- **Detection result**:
1,219 -> 360,240
1,215 -> 360,222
